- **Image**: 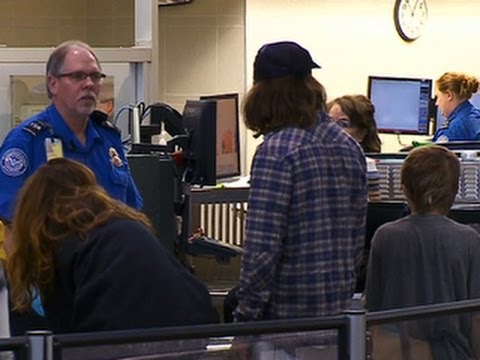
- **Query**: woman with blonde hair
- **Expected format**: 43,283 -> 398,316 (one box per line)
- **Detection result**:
433,71 -> 480,142
7,158 -> 218,333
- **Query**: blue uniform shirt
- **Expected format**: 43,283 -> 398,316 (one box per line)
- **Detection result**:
0,104 -> 143,221
433,101 -> 480,142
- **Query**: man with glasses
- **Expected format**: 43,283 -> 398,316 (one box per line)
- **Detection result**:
0,40 -> 142,229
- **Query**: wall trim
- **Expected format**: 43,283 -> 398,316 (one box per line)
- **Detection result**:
0,47 -> 152,63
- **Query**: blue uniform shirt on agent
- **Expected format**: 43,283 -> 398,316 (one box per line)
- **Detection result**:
0,104 -> 143,222
433,100 -> 480,142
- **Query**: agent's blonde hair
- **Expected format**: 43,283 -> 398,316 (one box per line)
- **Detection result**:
436,72 -> 479,102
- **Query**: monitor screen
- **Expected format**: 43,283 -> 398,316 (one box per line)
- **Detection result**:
200,93 -> 241,181
434,93 -> 480,134
367,76 -> 433,135
182,93 -> 241,186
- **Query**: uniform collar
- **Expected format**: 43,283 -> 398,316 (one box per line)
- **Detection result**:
47,104 -> 102,151
448,100 -> 474,122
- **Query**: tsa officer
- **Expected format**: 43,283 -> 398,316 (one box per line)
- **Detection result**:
433,72 -> 480,142
0,40 -> 143,229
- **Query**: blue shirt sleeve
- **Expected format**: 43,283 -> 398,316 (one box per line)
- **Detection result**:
434,116 -> 480,142
434,102 -> 480,142
0,130 -> 37,221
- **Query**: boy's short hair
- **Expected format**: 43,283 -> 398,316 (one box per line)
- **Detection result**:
401,145 -> 460,215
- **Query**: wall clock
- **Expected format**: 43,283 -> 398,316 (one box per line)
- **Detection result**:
394,0 -> 428,42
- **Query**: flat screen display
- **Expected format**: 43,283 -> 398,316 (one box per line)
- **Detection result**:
368,76 -> 433,135
200,93 -> 241,180
182,93 -> 241,186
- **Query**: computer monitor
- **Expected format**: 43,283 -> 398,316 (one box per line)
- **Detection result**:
200,93 -> 241,181
182,93 -> 241,186
434,93 -> 480,134
367,76 -> 433,135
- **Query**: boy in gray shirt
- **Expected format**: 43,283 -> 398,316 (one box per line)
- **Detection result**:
366,145 -> 480,359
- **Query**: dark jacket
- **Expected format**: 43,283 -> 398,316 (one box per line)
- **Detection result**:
43,218 -> 218,333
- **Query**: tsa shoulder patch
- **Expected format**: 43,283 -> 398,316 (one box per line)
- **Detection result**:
1,148 -> 28,177
22,121 -> 50,136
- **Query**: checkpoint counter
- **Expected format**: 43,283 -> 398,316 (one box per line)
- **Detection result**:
185,150 -> 480,248
184,151 -> 480,295
127,150 -> 480,298
370,150 -> 480,203
126,150 -> 480,253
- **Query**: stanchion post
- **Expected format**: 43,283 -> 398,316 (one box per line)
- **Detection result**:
344,309 -> 366,360
26,330 -> 52,360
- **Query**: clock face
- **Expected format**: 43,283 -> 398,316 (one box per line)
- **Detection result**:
394,0 -> 428,41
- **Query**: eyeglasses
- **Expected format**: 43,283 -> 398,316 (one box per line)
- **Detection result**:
56,71 -> 106,83
336,118 -> 352,129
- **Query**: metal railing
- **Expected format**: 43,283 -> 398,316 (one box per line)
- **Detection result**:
2,299 -> 480,360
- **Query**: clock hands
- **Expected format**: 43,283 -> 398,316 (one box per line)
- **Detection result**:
403,0 -> 421,17
412,0 -> 421,15
404,0 -> 413,12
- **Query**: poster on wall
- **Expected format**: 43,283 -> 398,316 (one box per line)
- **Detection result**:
10,75 -> 49,127
10,75 -> 115,127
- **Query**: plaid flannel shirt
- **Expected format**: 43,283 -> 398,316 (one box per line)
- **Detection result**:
235,112 -> 367,321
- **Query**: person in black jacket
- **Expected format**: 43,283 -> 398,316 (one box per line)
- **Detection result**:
6,158 -> 218,333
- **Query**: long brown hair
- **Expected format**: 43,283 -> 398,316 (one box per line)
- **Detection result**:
327,94 -> 382,153
243,75 -> 327,138
7,158 -> 151,312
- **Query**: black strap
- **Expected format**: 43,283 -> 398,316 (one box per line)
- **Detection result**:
22,120 -> 51,136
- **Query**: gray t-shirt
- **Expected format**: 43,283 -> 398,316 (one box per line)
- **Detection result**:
366,214 -> 480,359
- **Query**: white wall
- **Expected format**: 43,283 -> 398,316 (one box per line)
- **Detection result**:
157,0 -> 246,172
0,59 -> 139,143
0,63 -> 45,142
245,0 -> 480,162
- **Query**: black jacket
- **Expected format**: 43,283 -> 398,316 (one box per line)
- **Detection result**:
43,218 -> 218,333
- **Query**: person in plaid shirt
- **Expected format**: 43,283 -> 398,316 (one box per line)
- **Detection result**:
234,41 -> 368,323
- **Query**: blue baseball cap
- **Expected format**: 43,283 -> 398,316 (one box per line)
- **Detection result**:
253,41 -> 321,82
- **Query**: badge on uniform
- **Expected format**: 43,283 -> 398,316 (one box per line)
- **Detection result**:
45,138 -> 64,161
109,147 -> 123,167
0,148 -> 28,177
